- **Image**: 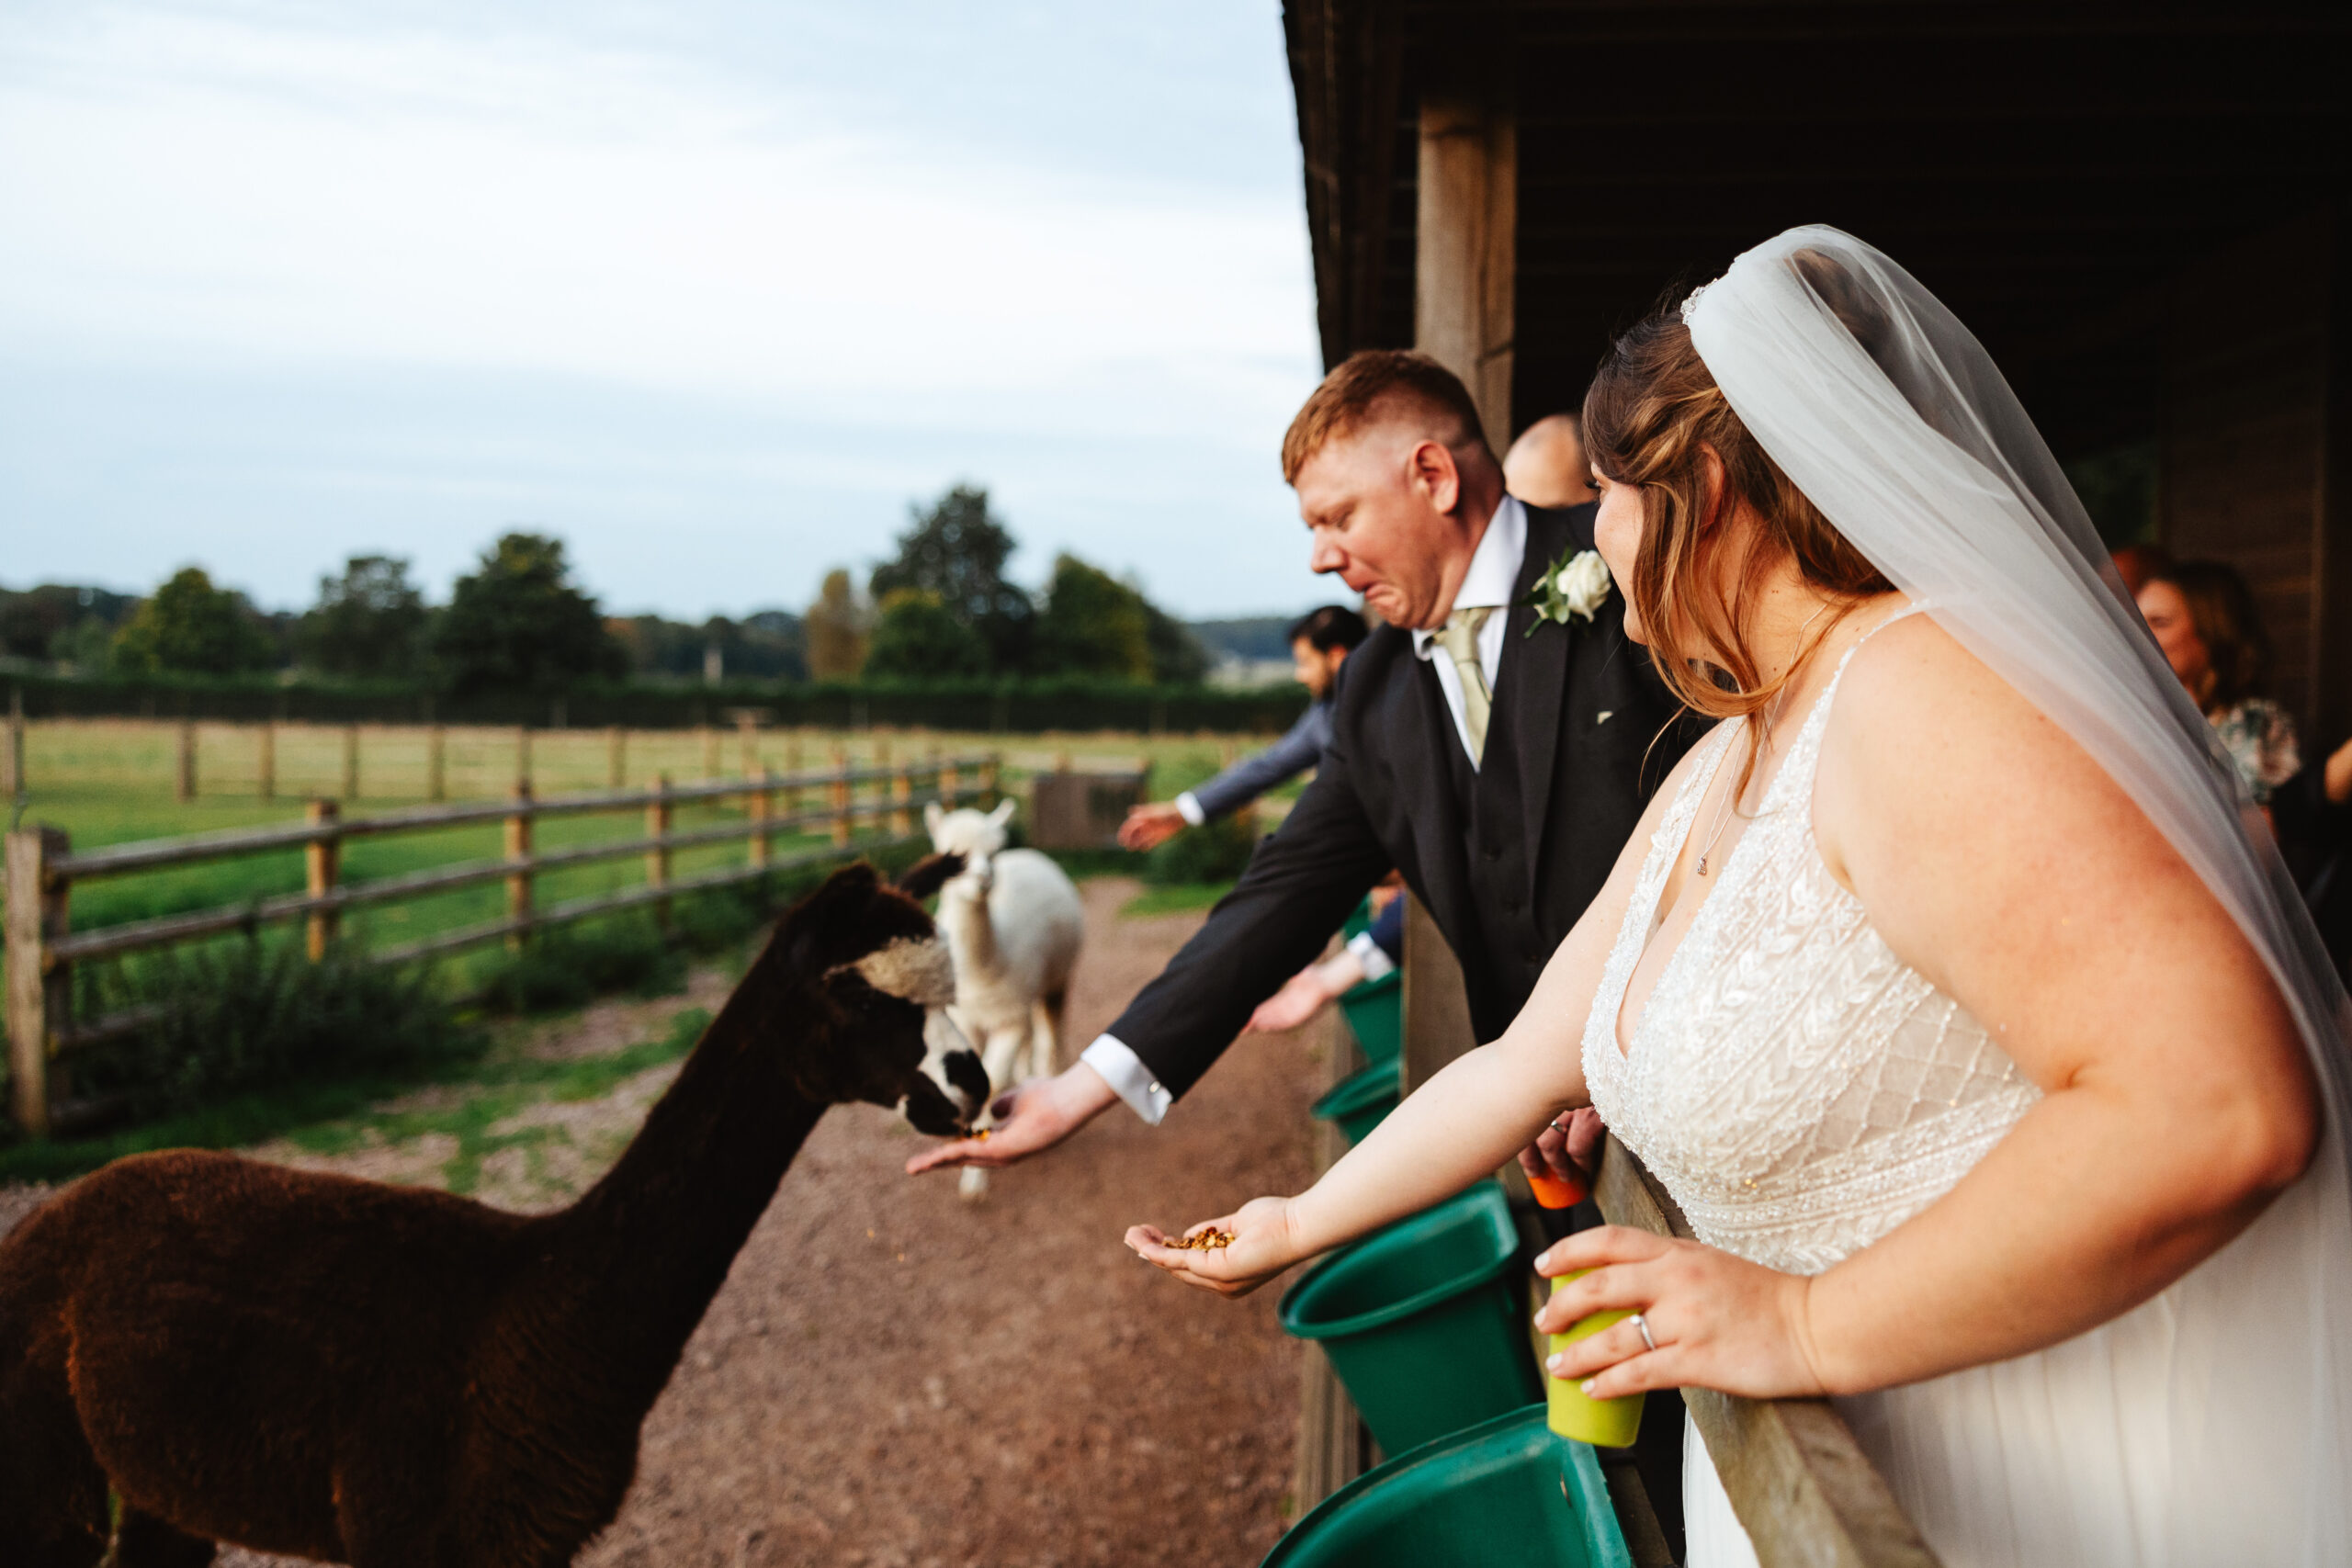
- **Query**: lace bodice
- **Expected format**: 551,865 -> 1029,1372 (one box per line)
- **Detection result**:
1582,634 -> 2041,1275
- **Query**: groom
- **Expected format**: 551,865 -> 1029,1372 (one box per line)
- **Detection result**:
909,350 -> 1697,1161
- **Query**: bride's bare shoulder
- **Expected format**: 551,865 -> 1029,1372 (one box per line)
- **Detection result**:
1814,610 -> 2138,860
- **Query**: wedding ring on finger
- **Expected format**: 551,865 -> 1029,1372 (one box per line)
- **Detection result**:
1629,1313 -> 1657,1353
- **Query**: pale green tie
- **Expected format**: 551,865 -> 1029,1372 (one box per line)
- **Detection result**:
1434,606 -> 1495,763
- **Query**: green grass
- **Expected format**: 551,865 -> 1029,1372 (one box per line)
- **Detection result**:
0,1005 -> 712,1188
1119,881 -> 1234,919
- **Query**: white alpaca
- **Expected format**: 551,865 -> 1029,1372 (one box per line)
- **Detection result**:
924,800 -> 1085,1200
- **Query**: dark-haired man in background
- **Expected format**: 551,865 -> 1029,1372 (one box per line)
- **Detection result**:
1117,604 -> 1370,852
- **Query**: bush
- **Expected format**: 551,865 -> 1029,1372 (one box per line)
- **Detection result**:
476,914 -> 684,1015
74,942 -> 484,1120
1145,813 -> 1259,886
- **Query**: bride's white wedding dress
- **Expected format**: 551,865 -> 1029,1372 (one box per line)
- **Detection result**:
1585,615 -> 2262,1568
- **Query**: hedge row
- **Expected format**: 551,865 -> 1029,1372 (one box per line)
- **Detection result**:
3,671 -> 1309,735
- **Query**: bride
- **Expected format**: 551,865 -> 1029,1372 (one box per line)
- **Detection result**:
1127,227 -> 2352,1565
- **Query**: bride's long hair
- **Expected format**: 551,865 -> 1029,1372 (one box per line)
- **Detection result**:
1582,309 -> 1890,750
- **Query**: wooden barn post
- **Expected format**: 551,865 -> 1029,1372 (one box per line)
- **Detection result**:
1413,11 -> 1515,456
5,825 -> 68,1139
304,799 -> 341,962
504,782 -> 534,952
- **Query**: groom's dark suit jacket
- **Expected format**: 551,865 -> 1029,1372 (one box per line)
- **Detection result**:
1109,501 -> 1702,1100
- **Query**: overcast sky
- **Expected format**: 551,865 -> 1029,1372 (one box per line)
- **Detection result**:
0,0 -> 1332,621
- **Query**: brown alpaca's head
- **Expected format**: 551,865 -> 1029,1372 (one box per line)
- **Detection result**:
761,861 -> 989,1134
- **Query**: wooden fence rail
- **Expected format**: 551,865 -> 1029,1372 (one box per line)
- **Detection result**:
4,754 -> 1000,1139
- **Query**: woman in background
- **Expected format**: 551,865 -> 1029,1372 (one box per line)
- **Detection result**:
2135,559 -> 2300,807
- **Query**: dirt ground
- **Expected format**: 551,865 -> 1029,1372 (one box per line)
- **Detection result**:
4,877 -> 1326,1568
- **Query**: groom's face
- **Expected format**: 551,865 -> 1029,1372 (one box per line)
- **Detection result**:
1294,425 -> 1475,630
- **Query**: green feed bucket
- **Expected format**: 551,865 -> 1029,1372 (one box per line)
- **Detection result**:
1309,1059 -> 1401,1145
1262,1404 -> 1631,1568
1278,1182 -> 1543,1456
1337,969 -> 1402,1064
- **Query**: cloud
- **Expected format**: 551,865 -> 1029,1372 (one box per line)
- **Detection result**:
0,1 -> 1330,617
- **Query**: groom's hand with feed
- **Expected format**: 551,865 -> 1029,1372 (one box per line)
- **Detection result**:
902,1061 -> 1119,1175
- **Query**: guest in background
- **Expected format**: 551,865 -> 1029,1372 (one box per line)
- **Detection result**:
2135,559 -> 2300,806
2135,557 -> 2352,981
1246,876 -> 1404,1033
1500,412 -> 1596,509
2109,541 -> 2174,597
1117,605 -> 1368,852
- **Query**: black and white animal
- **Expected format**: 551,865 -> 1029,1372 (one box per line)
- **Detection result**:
923,801 -> 1085,1200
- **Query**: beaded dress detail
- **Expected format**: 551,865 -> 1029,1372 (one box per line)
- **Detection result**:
1582,632 -> 2041,1277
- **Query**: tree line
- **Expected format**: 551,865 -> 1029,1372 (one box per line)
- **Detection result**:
0,485 -> 1230,698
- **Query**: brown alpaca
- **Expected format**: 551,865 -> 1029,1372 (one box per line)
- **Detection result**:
0,859 -> 987,1568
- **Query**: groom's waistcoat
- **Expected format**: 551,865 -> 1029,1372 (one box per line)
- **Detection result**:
1106,502 -> 1701,1100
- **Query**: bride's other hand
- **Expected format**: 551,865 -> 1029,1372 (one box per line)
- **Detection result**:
1535,1225 -> 1827,1402
1125,1196 -> 1303,1298
1517,1106 -> 1605,1192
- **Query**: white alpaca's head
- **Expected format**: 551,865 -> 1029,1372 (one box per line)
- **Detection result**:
924,800 -> 1016,895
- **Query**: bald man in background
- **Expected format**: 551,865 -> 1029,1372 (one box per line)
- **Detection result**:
1501,412 -> 1596,509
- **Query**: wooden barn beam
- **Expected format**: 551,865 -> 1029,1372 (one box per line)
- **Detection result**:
1413,6 -> 1517,450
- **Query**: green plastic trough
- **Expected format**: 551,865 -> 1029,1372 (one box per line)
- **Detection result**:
1262,1404 -> 1633,1568
1309,1059 -> 1401,1145
1337,968 -> 1402,1064
1277,1182 -> 1544,1457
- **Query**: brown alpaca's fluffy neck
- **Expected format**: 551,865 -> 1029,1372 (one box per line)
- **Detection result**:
515,953 -> 827,1407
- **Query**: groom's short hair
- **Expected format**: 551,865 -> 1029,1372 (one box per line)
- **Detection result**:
1282,350 -> 1493,485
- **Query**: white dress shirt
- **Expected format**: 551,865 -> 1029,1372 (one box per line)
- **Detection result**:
1080,496 -> 1529,1124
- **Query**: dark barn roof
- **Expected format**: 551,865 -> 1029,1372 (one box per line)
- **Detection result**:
1283,0 -> 2350,455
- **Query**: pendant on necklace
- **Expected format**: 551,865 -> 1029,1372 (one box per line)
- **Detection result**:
1696,857 -> 1710,876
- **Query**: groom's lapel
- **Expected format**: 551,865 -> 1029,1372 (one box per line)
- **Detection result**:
1504,503 -> 1585,894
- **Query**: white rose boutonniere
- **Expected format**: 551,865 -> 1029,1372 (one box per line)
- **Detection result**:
1524,547 -> 1613,634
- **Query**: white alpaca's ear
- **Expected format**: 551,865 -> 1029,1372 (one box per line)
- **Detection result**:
988,798 -> 1015,828
925,801 -> 944,837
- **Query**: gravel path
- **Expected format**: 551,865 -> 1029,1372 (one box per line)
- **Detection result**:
7,877 -> 1323,1567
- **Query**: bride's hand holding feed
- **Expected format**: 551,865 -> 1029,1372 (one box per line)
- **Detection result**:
1125,1196 -> 1303,1298
1537,1225 -> 1827,1403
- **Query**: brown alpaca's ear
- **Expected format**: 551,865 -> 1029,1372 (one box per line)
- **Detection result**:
895,852 -> 967,903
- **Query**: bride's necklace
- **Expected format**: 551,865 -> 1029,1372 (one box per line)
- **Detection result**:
1694,600 -> 1832,877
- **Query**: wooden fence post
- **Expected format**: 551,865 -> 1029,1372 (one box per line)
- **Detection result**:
342,724 -> 360,802
738,713 -> 760,777
830,746 -> 852,847
176,719 -> 197,802
940,757 -> 959,810
257,721 -> 275,801
700,725 -> 718,780
504,783 -> 533,952
305,800 -> 341,962
427,725 -> 447,802
6,825 -> 68,1139
980,753 -> 1001,807
890,761 -> 912,837
647,773 -> 673,927
607,726 -> 625,791
750,769 -> 775,869
785,734 -> 803,815
5,685 -> 24,802
515,726 -> 532,794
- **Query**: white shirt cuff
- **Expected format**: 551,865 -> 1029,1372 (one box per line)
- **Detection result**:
1081,1034 -> 1172,1125
1175,791 -> 1206,827
1347,930 -> 1396,983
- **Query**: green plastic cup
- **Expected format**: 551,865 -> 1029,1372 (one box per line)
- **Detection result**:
1544,1269 -> 1645,1448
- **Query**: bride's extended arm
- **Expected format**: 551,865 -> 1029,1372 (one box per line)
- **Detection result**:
1547,624 -> 2319,1400
1126,735 -> 1713,1296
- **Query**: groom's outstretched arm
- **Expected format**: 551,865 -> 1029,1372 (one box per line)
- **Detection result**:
1084,736 -> 1394,1119
906,727 -> 1394,1178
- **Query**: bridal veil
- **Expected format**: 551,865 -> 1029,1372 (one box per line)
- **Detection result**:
1684,226 -> 2352,1561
